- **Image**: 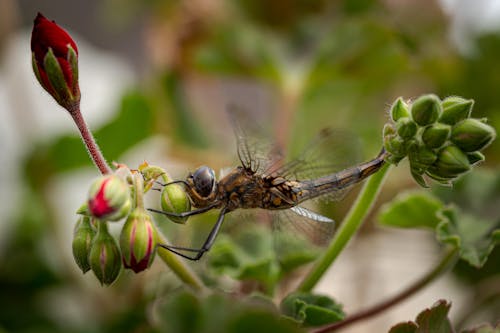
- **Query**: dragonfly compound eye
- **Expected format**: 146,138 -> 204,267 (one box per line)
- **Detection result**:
192,166 -> 216,197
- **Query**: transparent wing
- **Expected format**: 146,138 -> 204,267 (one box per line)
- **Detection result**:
266,128 -> 363,182
227,105 -> 363,182
227,104 -> 280,173
271,206 -> 336,248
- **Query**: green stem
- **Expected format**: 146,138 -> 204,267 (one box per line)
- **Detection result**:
155,233 -> 207,292
311,247 -> 459,333
298,163 -> 392,292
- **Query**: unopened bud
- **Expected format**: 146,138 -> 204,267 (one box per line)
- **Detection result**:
384,135 -> 406,160
439,96 -> 473,125
120,209 -> 157,273
89,221 -> 121,285
72,216 -> 95,273
88,175 -> 131,221
390,97 -> 410,121
396,117 -> 417,140
31,13 -> 80,112
422,123 -> 450,149
432,145 -> 471,177
161,182 -> 191,224
411,94 -> 442,126
450,118 -> 496,152
408,142 -> 437,170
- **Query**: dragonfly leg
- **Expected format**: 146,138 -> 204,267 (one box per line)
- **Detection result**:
157,208 -> 228,261
148,203 -> 216,218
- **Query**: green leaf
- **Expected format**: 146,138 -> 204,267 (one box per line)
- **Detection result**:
280,292 -> 344,327
156,291 -> 203,333
208,227 -> 280,288
388,300 -> 453,333
378,190 -> 444,229
436,205 -> 500,268
155,291 -> 304,333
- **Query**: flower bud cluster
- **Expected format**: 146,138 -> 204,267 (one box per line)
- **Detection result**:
384,95 -> 496,186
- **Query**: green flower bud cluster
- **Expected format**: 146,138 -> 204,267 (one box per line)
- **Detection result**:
384,95 -> 496,186
72,163 -> 192,285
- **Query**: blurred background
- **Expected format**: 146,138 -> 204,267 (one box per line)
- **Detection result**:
0,0 -> 499,332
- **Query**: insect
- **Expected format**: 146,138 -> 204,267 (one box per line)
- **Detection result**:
150,109 -> 387,260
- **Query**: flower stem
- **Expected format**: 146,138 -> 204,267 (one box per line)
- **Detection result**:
155,233 -> 207,292
298,163 -> 391,292
311,247 -> 459,333
70,107 -> 111,175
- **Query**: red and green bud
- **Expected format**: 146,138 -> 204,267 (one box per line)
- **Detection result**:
439,96 -> 473,125
396,117 -> 417,140
421,123 -> 450,149
72,216 -> 95,273
88,221 -> 121,285
120,208 -> 157,273
411,94 -> 442,126
88,175 -> 131,221
31,13 -> 80,112
450,118 -> 496,152
160,182 -> 191,224
390,97 -> 410,121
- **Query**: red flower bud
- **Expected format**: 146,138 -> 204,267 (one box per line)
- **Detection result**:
120,209 -> 157,273
88,175 -> 131,221
30,13 -> 80,112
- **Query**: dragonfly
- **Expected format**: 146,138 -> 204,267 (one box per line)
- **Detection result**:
149,109 -> 387,261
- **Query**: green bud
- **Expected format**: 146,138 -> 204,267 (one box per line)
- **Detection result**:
384,134 -> 406,158
161,182 -> 191,224
390,97 -> 410,121
421,123 -> 450,149
411,94 -> 442,126
408,142 -> 437,170
120,209 -> 157,273
439,96 -> 473,125
450,118 -> 496,152
432,145 -> 471,177
89,221 -> 121,285
72,216 -> 95,273
466,151 -> 485,166
88,175 -> 131,221
396,117 -> 417,140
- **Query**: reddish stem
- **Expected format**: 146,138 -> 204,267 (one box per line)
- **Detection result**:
69,107 -> 111,175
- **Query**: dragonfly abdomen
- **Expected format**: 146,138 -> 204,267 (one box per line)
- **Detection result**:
295,150 -> 386,202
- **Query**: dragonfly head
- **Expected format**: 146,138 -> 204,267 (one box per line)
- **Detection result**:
188,165 -> 217,198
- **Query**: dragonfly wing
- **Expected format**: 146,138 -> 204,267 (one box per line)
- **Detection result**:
227,104 -> 282,173
272,206 -> 336,248
290,206 -> 335,224
266,128 -> 363,182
